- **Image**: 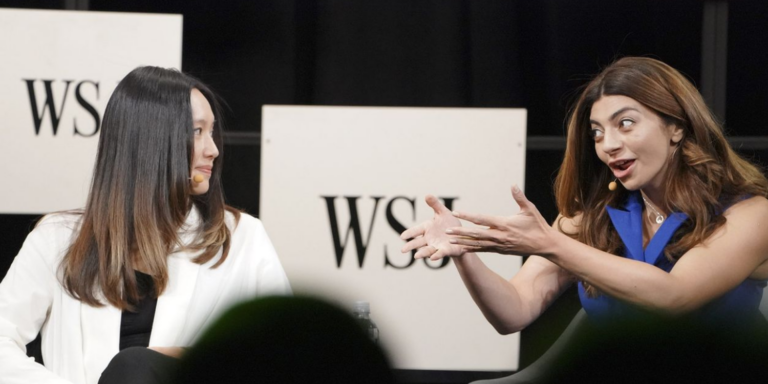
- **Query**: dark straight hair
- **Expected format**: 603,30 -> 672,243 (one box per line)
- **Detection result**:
61,66 -> 239,309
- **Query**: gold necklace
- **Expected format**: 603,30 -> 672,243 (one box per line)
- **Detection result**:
641,195 -> 665,224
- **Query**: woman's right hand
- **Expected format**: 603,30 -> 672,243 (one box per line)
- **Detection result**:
400,195 -> 467,260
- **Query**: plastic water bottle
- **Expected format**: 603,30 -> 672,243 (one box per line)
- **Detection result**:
353,301 -> 379,343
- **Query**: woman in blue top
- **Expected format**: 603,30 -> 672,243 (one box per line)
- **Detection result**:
401,57 -> 768,337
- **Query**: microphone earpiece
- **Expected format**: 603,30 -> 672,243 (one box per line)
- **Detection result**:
190,174 -> 205,183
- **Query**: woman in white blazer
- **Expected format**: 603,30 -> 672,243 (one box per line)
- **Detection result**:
0,67 -> 292,384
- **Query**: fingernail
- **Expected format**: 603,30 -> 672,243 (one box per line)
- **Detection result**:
512,185 -> 520,193
445,229 -> 453,234
452,211 -> 460,217
449,239 -> 457,244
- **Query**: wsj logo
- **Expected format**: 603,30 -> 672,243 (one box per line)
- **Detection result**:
322,196 -> 457,270
23,79 -> 101,136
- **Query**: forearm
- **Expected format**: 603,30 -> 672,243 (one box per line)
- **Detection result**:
453,253 -> 536,334
546,232 -> 684,314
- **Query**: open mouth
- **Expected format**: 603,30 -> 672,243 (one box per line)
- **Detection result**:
612,159 -> 635,171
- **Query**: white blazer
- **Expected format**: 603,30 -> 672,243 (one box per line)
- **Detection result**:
0,208 -> 292,384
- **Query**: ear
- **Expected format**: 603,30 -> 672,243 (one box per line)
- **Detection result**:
670,124 -> 684,144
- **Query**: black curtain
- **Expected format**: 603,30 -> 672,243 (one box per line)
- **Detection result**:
83,0 -> 707,221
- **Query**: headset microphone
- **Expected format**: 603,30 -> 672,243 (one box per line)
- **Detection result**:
190,174 -> 205,183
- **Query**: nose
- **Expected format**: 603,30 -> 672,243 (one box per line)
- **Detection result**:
204,134 -> 219,159
600,129 -> 622,155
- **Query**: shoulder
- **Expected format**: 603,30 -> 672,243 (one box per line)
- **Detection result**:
727,197 -> 768,277
15,212 -> 82,267
226,211 -> 267,237
718,195 -> 768,247
37,211 -> 82,227
223,212 -> 283,268
32,211 -> 82,240
710,196 -> 768,264
722,195 -> 768,222
226,210 -> 261,229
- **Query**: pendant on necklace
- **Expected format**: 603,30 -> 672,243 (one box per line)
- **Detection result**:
641,194 -> 666,225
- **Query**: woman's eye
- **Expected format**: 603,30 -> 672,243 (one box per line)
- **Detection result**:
590,128 -> 604,140
193,128 -> 202,135
619,119 -> 634,128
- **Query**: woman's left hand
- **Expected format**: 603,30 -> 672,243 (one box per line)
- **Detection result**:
447,186 -> 556,257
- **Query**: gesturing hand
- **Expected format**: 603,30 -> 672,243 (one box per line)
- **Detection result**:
400,195 -> 466,260
446,186 -> 555,257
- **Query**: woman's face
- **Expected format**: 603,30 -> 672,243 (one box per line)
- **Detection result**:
589,95 -> 683,196
190,88 -> 219,195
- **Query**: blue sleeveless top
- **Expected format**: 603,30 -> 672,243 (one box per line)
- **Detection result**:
578,191 -> 767,324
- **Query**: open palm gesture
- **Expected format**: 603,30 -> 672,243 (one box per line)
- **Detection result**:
447,186 -> 555,257
400,195 -> 466,260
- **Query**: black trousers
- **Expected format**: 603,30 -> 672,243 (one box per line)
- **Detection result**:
99,347 -> 180,384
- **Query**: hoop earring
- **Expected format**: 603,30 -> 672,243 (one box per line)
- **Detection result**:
608,178 -> 618,191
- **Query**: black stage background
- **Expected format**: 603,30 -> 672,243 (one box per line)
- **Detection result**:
1,1 -> 767,382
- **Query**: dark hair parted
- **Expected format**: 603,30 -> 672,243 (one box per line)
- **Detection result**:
60,66 -> 239,309
554,57 -> 768,297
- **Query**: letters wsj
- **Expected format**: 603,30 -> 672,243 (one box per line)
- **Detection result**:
23,79 -> 101,136
322,196 -> 458,270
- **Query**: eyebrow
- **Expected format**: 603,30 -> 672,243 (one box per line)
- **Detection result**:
193,118 -> 216,124
589,107 -> 640,126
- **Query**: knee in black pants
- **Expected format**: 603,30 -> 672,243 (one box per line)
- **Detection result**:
99,347 -> 179,384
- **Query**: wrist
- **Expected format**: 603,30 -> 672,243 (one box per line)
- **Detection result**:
452,251 -> 476,268
539,228 -> 567,260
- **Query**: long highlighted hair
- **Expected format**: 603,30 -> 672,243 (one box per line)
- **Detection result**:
61,67 -> 239,309
554,57 -> 768,296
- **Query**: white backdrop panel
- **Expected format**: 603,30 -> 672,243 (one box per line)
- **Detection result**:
261,105 -> 527,371
0,8 -> 182,214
